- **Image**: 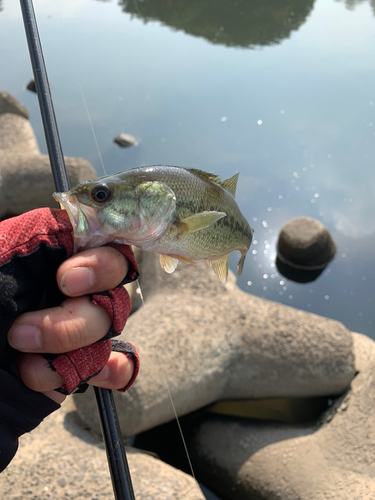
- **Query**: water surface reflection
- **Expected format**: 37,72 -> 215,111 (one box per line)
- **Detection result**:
0,0 -> 374,337
118,0 -> 315,47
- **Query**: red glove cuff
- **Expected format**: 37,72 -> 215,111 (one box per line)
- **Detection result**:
0,208 -> 74,265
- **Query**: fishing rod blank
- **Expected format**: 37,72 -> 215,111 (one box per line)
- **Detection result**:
19,1 -> 135,499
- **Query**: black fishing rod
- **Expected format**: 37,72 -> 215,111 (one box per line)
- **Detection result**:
19,2 -> 135,499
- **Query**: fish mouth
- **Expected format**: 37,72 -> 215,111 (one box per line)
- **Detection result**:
53,192 -> 81,231
53,191 -> 101,251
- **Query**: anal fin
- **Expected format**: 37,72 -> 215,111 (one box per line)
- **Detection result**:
210,254 -> 229,284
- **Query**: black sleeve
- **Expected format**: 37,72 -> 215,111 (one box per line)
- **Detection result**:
0,209 -> 73,472
0,370 -> 59,471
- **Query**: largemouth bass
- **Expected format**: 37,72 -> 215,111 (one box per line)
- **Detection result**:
53,166 -> 253,284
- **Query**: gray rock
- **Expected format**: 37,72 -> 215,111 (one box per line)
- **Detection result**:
74,251 -> 355,438
0,111 -> 96,218
114,133 -> 139,148
25,78 -> 37,93
187,332 -> 375,500
0,112 -> 38,153
277,216 -> 336,270
0,398 -> 204,500
0,91 -> 29,119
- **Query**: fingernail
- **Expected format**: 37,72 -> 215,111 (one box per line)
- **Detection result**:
61,267 -> 95,295
92,365 -> 110,382
9,324 -> 42,351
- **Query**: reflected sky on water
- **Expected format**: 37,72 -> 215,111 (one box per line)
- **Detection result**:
0,0 -> 374,337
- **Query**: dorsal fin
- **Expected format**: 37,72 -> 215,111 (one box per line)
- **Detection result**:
189,168 -> 239,197
220,173 -> 239,197
189,168 -> 222,184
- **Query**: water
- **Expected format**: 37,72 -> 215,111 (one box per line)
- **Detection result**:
1,0 -> 374,337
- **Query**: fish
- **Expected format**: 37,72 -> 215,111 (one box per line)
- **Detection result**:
53,165 -> 253,284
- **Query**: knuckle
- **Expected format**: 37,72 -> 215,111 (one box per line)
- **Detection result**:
54,317 -> 87,352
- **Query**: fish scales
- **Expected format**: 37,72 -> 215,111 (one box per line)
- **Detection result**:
53,165 -> 253,283
139,168 -> 250,257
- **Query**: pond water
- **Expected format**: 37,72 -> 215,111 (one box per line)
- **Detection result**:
1,0 -> 374,338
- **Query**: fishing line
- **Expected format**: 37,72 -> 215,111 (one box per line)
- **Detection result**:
77,78 -> 107,176
51,0 -> 200,489
164,379 -> 197,483
137,291 -> 199,487
52,0 -> 107,177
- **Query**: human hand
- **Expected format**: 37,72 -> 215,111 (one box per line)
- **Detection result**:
7,246 -> 135,404
0,208 -> 139,471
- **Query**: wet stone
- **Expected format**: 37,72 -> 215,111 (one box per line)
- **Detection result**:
277,216 -> 336,271
26,78 -> 37,93
114,133 -> 139,147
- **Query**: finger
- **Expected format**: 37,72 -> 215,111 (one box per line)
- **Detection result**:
16,353 -> 64,392
17,352 -> 135,393
8,297 -> 111,353
57,246 -> 129,297
89,352 -> 135,390
42,390 -> 66,404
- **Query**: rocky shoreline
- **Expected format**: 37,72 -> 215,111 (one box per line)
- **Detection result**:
1,92 -> 374,499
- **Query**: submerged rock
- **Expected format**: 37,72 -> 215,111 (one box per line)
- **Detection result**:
114,133 -> 139,148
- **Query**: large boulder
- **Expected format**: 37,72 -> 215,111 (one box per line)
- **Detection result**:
0,398 -> 205,500
187,333 -> 375,500
277,216 -> 336,270
74,251 -> 355,437
0,91 -> 29,119
0,93 -> 96,219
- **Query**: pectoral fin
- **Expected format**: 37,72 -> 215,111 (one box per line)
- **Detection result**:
210,254 -> 229,284
178,211 -> 226,234
160,255 -> 179,274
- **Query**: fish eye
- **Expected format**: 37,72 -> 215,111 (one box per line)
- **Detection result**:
91,184 -> 111,203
